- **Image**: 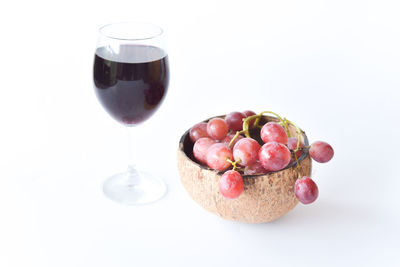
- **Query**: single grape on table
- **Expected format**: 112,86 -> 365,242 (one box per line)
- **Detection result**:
294,176 -> 319,204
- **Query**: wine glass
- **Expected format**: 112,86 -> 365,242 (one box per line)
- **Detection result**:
93,22 -> 169,204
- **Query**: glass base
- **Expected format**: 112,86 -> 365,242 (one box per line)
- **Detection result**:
102,169 -> 167,205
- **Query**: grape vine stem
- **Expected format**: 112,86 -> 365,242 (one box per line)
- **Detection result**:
226,158 -> 241,171
228,111 -> 290,147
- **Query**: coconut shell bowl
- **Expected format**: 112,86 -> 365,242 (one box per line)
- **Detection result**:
177,115 -> 312,224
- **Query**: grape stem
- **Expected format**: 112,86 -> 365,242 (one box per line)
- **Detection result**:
254,111 -> 291,138
228,130 -> 245,148
228,110 -> 290,147
226,158 -> 241,171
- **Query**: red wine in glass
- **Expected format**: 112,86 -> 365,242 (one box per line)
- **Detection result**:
93,22 -> 169,205
93,44 -> 169,125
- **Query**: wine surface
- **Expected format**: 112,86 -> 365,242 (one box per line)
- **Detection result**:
93,44 -> 169,125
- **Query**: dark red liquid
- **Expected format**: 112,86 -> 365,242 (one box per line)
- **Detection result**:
93,45 -> 169,125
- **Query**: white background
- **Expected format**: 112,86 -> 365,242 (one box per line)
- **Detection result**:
1,0 -> 399,266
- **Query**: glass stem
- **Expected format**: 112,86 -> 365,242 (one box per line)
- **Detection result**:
126,126 -> 141,185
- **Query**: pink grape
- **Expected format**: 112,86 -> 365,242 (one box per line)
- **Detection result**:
225,111 -> 246,132
243,110 -> 256,127
309,141 -> 334,163
193,137 -> 216,164
244,161 -> 268,175
206,143 -> 233,171
207,118 -> 229,140
189,122 -> 209,142
221,133 -> 243,147
287,137 -> 305,160
233,138 -> 261,166
258,142 -> 291,171
219,170 -> 244,199
294,176 -> 319,204
260,122 -> 288,144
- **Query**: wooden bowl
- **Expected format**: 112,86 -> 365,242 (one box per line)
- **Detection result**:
177,116 -> 312,223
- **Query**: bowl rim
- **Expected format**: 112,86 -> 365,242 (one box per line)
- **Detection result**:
178,115 -> 310,178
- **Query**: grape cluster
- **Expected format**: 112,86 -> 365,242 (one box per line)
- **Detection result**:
189,110 -> 334,203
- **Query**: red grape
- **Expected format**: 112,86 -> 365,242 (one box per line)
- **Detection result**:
219,170 -> 244,199
258,142 -> 291,171
225,111 -> 246,132
243,110 -> 256,127
207,118 -> 229,140
193,137 -> 216,164
260,122 -> 288,144
221,133 -> 243,147
233,138 -> 261,166
244,161 -> 268,175
287,137 -> 305,160
206,143 -> 233,171
243,110 -> 256,117
294,176 -> 318,204
189,122 -> 209,142
309,141 -> 334,163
